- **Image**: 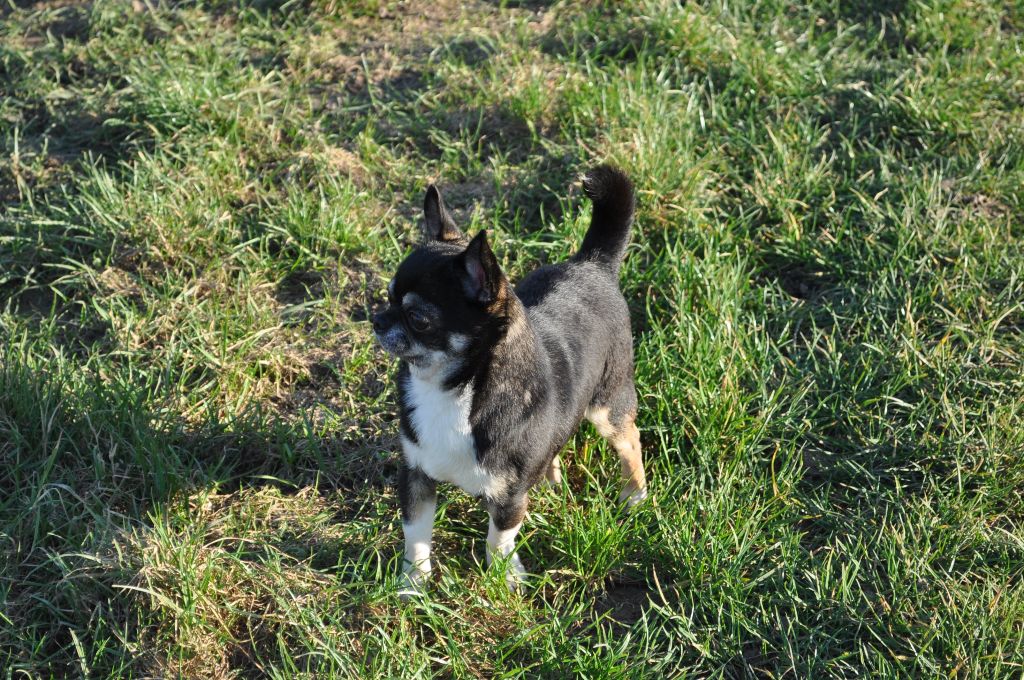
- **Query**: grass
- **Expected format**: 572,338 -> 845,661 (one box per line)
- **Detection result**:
1,0 -> 1023,676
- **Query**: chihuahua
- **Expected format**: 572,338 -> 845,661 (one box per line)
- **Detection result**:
372,165 -> 647,594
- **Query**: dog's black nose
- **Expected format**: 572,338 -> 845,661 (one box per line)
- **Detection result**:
372,312 -> 386,334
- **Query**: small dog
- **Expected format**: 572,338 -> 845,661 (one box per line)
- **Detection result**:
372,165 -> 647,594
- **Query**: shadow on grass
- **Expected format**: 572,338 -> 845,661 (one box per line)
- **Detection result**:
481,0 -> 556,9
0,101 -> 144,207
0,348 -> 401,674
314,19 -> 584,234
821,0 -> 912,55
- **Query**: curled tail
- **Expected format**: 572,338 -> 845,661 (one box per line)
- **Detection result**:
573,165 -> 636,273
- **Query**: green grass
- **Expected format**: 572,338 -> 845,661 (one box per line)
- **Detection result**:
1,0 -> 1023,676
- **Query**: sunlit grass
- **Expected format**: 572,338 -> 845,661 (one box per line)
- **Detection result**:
1,0 -> 1022,677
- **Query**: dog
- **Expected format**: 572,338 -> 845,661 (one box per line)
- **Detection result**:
372,165 -> 647,594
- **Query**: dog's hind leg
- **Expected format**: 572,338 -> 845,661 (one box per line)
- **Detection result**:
586,384 -> 648,507
609,415 -> 647,507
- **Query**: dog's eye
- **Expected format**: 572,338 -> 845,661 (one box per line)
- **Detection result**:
406,309 -> 431,332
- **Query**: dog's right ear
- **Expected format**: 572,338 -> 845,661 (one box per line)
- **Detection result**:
458,231 -> 504,305
421,184 -> 464,242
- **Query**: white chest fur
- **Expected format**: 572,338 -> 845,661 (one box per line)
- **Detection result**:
400,371 -> 504,499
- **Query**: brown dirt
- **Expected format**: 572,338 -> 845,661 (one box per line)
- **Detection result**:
941,178 -> 1012,220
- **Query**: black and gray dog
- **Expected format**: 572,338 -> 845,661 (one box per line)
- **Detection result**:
372,165 -> 647,594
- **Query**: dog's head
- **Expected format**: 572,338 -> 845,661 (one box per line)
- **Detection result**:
372,184 -> 508,381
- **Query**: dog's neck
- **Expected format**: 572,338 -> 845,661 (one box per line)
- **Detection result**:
498,293 -> 533,346
476,293 -> 547,394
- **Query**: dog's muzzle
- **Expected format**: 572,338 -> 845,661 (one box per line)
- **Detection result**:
373,311 -> 409,357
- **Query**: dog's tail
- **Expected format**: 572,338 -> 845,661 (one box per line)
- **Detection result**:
573,165 -> 635,274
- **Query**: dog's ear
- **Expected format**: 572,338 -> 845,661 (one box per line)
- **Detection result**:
421,184 -> 463,242
459,231 -> 503,304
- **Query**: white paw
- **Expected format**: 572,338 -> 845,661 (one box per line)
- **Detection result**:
398,562 -> 431,601
488,551 -> 527,591
541,475 -> 561,490
502,553 -> 527,592
543,456 -> 563,487
620,485 -> 649,509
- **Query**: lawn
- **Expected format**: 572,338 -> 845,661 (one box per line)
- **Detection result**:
1,0 -> 1023,677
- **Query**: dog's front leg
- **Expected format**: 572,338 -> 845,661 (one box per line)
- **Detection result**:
486,495 -> 528,590
398,464 -> 437,598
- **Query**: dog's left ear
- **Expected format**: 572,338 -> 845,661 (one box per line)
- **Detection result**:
421,184 -> 463,242
459,231 -> 503,304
